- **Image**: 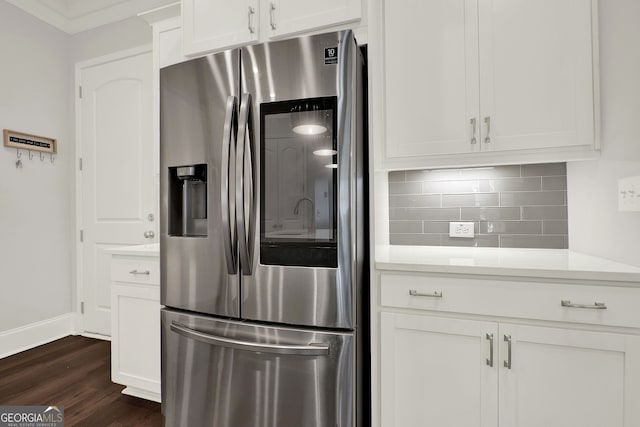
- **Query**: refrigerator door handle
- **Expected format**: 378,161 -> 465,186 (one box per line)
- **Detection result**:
221,96 -> 238,274
170,322 -> 330,356
236,93 -> 256,275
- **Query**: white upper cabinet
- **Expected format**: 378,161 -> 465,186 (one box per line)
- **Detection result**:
182,0 -> 362,56
373,0 -> 599,170
182,0 -> 260,56
384,0 -> 480,159
478,0 -> 595,154
267,0 -> 361,39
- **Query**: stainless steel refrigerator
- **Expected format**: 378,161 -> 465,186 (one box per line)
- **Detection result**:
160,30 -> 367,427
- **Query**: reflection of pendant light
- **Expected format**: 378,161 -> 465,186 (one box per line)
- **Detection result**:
313,149 -> 337,156
291,102 -> 328,135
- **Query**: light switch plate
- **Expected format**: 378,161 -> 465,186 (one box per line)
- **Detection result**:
618,176 -> 640,212
449,222 -> 475,238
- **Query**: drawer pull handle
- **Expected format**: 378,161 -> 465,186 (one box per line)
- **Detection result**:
409,289 -> 443,298
561,300 -> 607,310
129,270 -> 151,275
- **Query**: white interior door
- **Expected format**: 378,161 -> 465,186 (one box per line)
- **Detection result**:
78,48 -> 154,336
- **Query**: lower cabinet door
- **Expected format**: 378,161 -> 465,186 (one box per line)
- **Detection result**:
111,282 -> 161,400
380,312 -> 498,427
499,324 -> 640,427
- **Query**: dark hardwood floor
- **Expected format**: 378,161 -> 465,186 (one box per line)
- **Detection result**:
0,336 -> 163,426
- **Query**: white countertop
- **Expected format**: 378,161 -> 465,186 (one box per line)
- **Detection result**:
107,243 -> 160,257
376,245 -> 640,283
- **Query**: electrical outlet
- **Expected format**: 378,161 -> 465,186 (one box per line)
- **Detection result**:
618,176 -> 640,212
449,222 -> 475,238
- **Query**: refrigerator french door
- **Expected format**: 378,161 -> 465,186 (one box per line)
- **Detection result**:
160,30 -> 366,427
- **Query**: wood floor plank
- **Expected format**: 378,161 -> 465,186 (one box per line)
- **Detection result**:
0,336 -> 162,427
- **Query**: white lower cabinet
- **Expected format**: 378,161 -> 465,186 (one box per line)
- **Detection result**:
499,323 -> 640,427
381,311 -> 640,427
381,313 -> 498,427
110,252 -> 161,402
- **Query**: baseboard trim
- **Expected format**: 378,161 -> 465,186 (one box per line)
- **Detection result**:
0,313 -> 77,359
81,332 -> 111,341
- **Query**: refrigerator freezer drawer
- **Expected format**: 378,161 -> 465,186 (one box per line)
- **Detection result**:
162,308 -> 356,427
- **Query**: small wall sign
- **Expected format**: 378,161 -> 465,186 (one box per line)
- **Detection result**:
3,129 -> 57,154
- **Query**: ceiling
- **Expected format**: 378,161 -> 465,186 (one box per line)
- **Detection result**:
6,0 -> 178,34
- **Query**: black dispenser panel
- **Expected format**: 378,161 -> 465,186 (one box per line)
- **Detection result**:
168,164 -> 208,237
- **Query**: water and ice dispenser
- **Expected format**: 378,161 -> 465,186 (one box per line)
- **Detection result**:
168,164 -> 207,237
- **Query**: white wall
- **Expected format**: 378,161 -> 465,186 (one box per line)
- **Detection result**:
0,4 -> 152,341
70,17 -> 152,63
567,0 -> 640,267
0,2 -> 73,332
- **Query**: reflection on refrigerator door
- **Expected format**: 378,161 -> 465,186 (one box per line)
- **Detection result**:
162,310 -> 355,427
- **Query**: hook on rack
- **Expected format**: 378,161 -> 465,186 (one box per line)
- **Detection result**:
16,148 -> 22,159
28,150 -> 33,160
50,154 -> 55,164
40,152 -> 45,161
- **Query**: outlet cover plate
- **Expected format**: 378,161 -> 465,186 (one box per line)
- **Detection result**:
449,222 -> 475,238
618,176 -> 640,212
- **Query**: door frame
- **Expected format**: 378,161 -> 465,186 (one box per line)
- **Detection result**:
74,44 -> 152,337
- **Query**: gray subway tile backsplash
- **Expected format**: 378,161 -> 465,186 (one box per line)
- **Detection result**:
460,207 -> 521,221
541,176 -> 568,191
500,235 -> 566,249
521,162 -> 567,177
389,221 -> 423,234
389,194 -> 441,208
388,163 -> 568,249
499,191 -> 566,207
442,193 -> 500,208
542,220 -> 569,235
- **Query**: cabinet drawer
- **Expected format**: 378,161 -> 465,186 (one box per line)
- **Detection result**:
111,257 -> 160,285
380,273 -> 640,329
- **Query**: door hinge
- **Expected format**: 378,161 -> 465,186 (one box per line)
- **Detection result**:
80,229 -> 84,242
79,157 -> 83,171
80,301 -> 84,314
79,86 -> 83,99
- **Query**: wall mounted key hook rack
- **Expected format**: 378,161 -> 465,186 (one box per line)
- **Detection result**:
4,129 -> 58,168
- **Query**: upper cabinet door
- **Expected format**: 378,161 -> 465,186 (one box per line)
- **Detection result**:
382,0 -> 480,159
267,0 -> 361,39
478,0 -> 595,152
182,0 -> 260,56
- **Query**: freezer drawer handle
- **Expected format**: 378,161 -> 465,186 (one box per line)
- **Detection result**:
170,322 -> 330,356
561,300 -> 607,310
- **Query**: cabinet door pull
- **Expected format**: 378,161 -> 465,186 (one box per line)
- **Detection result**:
486,333 -> 494,367
269,2 -> 277,30
484,116 -> 491,144
503,334 -> 512,369
408,289 -> 443,298
561,300 -> 607,309
247,6 -> 256,34
129,270 -> 151,275
470,118 -> 477,145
